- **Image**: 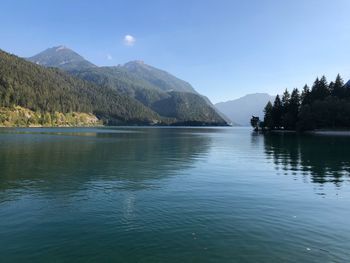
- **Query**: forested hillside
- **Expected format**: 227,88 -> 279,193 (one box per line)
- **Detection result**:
123,60 -> 196,93
69,65 -> 225,124
26,46 -> 227,125
0,50 -> 162,125
1,49 -> 227,126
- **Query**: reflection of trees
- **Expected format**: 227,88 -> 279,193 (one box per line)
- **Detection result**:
263,133 -> 350,186
0,128 -> 212,193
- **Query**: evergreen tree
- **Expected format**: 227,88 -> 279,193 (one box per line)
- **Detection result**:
310,77 -> 319,102
297,105 -> 315,131
272,95 -> 283,129
262,74 -> 350,131
301,85 -> 311,105
331,74 -> 345,98
281,89 -> 291,128
281,89 -> 290,109
284,88 -> 300,130
311,76 -> 329,101
263,101 -> 274,129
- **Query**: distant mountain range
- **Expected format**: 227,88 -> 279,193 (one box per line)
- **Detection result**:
215,93 -> 275,126
0,46 -> 227,126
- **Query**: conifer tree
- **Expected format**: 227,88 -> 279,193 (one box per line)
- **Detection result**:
285,88 -> 300,129
263,101 -> 274,129
331,74 -> 345,98
262,74 -> 350,131
311,76 -> 329,101
301,85 -> 311,105
272,95 -> 283,129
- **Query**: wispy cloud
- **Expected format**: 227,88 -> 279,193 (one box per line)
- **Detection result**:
123,34 -> 136,46
107,54 -> 113,60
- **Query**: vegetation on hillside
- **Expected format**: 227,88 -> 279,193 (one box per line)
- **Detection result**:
0,50 -> 164,125
25,46 -> 226,125
68,61 -> 226,124
255,74 -> 350,131
0,106 -> 101,127
123,61 -> 196,93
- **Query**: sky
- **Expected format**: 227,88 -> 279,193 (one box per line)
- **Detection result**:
1,0 -> 350,103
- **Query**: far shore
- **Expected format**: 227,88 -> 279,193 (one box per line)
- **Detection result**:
267,129 -> 350,136
309,130 -> 350,136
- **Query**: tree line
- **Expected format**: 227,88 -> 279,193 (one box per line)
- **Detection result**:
252,74 -> 350,131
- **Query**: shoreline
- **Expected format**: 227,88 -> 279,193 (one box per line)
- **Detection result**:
266,129 -> 350,136
0,124 -> 230,129
309,130 -> 350,136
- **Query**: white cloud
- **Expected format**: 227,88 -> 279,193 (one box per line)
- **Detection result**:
107,54 -> 113,60
123,34 -> 136,46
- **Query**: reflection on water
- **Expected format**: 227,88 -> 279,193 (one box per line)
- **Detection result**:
262,133 -> 350,186
1,127 -> 350,263
0,128 -> 212,199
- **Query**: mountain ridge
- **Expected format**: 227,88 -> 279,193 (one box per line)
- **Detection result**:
26,46 -> 226,125
0,49 -> 163,125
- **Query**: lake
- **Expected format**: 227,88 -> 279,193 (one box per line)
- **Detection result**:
0,127 -> 349,262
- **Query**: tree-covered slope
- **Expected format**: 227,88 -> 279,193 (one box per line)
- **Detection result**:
152,91 -> 227,125
123,61 -> 196,93
25,46 -> 227,125
69,66 -> 168,101
70,66 -> 226,124
0,49 -> 162,125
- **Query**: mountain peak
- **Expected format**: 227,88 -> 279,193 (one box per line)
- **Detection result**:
123,60 -> 148,69
27,46 -> 96,70
134,60 -> 145,65
55,45 -> 69,51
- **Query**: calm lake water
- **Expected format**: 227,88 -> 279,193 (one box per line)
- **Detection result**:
0,127 -> 349,262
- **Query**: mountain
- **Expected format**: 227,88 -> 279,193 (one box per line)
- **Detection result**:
123,61 -> 196,93
215,93 -> 275,126
0,48 -> 226,126
346,80 -> 350,88
26,46 -> 226,125
27,46 -> 96,70
0,49 -> 163,125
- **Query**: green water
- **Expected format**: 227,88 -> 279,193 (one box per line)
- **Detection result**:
0,127 -> 349,262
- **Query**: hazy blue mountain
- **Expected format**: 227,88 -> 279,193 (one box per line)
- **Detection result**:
215,93 -> 275,126
27,46 -> 227,125
346,80 -> 350,88
27,46 -> 96,70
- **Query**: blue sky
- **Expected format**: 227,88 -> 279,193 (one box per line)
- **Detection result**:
1,0 -> 349,103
